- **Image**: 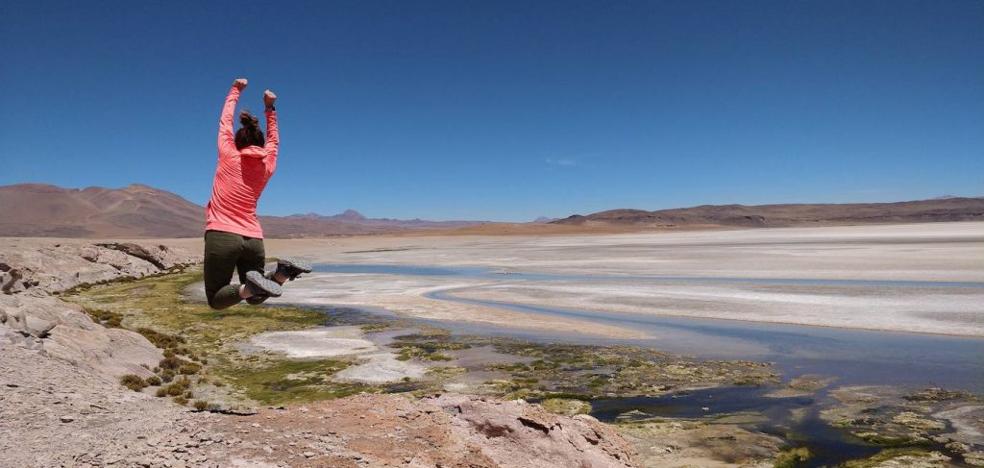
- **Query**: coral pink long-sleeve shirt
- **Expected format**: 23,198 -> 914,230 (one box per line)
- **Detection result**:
205,86 -> 278,238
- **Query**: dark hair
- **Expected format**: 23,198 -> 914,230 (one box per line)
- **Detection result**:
235,111 -> 265,150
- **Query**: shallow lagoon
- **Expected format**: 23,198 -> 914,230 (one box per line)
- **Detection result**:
311,263 -> 984,393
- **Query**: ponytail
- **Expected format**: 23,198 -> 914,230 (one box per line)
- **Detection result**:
235,111 -> 265,149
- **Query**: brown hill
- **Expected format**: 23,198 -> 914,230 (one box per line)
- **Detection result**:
552,198 -> 984,228
0,184 -> 203,237
0,184 -> 483,238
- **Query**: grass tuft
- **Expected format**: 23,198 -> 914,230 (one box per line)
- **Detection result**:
161,377 -> 191,397
136,327 -> 186,348
84,308 -> 124,328
119,374 -> 148,391
775,447 -> 811,468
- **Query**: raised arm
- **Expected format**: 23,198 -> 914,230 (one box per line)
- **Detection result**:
218,78 -> 247,156
263,90 -> 279,157
263,89 -> 279,174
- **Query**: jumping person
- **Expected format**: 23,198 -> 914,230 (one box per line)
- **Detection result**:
203,77 -> 311,310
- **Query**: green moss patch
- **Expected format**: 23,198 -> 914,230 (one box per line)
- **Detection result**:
540,398 -> 592,416
484,342 -> 778,400
841,448 -> 950,468
64,267 -> 335,406
774,447 -> 811,468
221,359 -> 367,404
389,331 -> 471,362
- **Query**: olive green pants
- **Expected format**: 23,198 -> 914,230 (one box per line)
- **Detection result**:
203,230 -> 265,309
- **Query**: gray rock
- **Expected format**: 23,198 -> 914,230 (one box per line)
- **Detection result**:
1,268 -> 25,294
0,294 -> 162,379
4,307 -> 27,329
80,246 -> 100,263
428,394 -> 635,467
94,243 -> 168,269
23,315 -> 56,338
0,240 -> 200,296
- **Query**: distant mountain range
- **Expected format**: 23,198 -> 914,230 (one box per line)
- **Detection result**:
2,183 -> 982,238
0,184 -> 486,238
552,198 -> 984,227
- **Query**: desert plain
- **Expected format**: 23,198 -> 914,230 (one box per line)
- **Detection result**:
256,221 -> 984,338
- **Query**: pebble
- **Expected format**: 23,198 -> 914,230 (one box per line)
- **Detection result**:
60,415 -> 74,423
303,451 -> 316,458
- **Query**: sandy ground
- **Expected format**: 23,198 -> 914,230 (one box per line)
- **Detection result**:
250,327 -> 377,358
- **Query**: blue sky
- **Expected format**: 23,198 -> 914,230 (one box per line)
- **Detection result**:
1,0 -> 982,221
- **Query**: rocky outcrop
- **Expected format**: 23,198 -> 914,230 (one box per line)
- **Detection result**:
0,239 -> 199,295
0,239 -> 197,381
1,294 -> 163,379
0,343 -> 224,468
431,394 -> 636,467
205,393 -> 637,468
92,242 -> 175,269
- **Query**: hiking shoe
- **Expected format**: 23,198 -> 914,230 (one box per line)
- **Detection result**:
273,257 -> 312,282
245,295 -> 269,305
245,270 -> 282,298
